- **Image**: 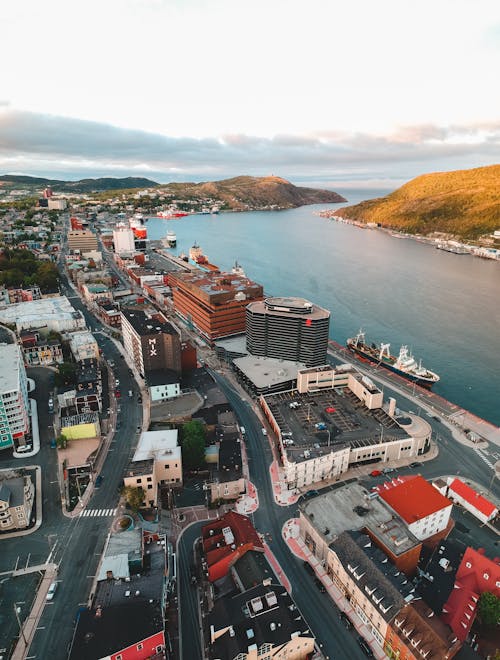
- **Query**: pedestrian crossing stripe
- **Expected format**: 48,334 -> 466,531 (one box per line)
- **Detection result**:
474,448 -> 494,469
80,508 -> 117,517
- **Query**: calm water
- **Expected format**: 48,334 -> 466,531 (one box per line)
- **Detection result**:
146,190 -> 500,426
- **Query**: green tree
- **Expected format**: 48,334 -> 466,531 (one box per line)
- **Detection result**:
36,262 -> 59,292
181,420 -> 206,470
478,592 -> 500,627
55,362 -> 77,387
122,485 -> 145,512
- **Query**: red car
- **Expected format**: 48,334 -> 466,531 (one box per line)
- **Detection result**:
370,469 -> 382,477
325,407 -> 336,413
115,389 -> 121,398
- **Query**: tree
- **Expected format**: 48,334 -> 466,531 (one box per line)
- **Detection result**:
36,262 -> 59,292
122,485 -> 145,512
478,591 -> 500,627
55,362 -> 77,387
181,420 -> 206,470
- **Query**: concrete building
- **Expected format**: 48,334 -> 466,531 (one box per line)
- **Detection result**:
328,530 -> 415,647
123,430 -> 182,507
208,583 -> 315,660
47,197 -> 67,210
0,344 -> 30,450
233,354 -> 306,395
246,296 -> 330,367
0,472 -> 35,531
378,475 -> 453,542
68,330 -> 100,362
67,230 -> 98,253
80,283 -> 113,304
299,481 -> 422,577
261,365 -> 431,490
112,224 -> 135,254
169,270 -> 264,341
121,308 -> 182,376
0,296 -> 86,333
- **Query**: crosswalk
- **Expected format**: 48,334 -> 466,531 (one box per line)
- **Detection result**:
474,447 -> 495,469
80,508 -> 117,518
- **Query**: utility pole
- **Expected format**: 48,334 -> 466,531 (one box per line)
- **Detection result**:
13,602 -> 28,647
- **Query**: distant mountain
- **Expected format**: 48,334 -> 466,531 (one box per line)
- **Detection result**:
0,175 -> 159,193
333,165 -> 500,238
158,175 -> 346,209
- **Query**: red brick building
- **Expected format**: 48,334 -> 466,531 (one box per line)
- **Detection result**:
169,271 -> 264,341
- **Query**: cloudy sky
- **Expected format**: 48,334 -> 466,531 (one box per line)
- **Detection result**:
1,0 -> 499,189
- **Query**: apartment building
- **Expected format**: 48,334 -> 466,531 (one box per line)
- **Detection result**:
0,344 -> 30,450
0,473 -> 35,531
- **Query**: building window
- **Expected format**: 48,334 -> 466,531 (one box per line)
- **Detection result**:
147,485 -> 153,490
116,656 -> 122,660
136,478 -> 142,484
165,464 -> 170,469
137,643 -> 143,651
147,477 -> 152,482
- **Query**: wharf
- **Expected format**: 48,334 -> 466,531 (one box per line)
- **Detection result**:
155,248 -> 197,272
328,339 -> 500,447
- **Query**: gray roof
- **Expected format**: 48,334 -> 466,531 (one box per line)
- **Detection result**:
331,530 -> 414,621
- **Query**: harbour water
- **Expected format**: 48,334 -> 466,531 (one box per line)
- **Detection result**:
146,190 -> 500,426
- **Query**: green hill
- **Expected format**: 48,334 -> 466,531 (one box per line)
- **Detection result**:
158,175 -> 346,209
334,165 -> 500,238
0,175 -> 158,193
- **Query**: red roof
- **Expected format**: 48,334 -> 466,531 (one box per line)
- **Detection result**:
379,475 -> 452,523
448,478 -> 497,518
201,511 -> 263,582
442,547 -> 500,641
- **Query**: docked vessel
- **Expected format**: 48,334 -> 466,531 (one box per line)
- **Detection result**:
188,242 -> 220,272
157,208 -> 189,219
436,242 -> 469,255
346,330 -> 440,387
166,229 -> 177,247
231,260 -> 245,277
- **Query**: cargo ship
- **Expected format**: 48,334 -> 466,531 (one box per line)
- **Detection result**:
189,242 -> 220,272
346,330 -> 440,388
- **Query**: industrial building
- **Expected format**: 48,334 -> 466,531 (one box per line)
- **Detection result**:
246,296 -> 330,367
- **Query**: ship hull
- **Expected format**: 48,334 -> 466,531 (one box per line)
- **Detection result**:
346,341 -> 437,388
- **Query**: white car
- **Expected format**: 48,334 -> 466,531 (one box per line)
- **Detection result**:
46,582 -> 58,601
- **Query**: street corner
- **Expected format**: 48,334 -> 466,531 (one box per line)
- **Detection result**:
282,520 -> 308,561
281,517 -> 300,542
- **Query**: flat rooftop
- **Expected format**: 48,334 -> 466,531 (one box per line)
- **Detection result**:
121,308 -> 178,336
0,295 -> 83,326
300,481 -> 420,556
233,355 -> 306,389
264,387 -> 407,463
0,344 -> 23,393
171,270 -> 263,300
133,429 -> 180,462
249,296 -> 330,319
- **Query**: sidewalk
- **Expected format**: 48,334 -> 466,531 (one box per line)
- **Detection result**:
282,519 -> 386,660
269,460 -> 300,506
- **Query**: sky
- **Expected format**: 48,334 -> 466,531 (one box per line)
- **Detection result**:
1,0 -> 499,189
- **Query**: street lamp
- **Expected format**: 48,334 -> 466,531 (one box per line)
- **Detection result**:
13,602 -> 28,647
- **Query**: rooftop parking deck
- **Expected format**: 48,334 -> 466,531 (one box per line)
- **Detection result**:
264,387 -> 407,463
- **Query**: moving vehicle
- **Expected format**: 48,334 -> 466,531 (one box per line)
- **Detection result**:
46,582 -> 58,601
346,329 -> 439,388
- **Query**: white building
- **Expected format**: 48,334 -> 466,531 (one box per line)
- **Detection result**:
0,345 -> 30,450
47,198 -> 67,210
148,370 -> 181,402
443,477 -> 498,524
378,475 -> 453,541
261,365 -> 431,490
112,224 -> 135,254
68,331 -> 100,362
0,296 -> 86,333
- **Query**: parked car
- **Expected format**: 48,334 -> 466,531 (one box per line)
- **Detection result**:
409,461 -> 420,468
95,475 -> 103,488
46,582 -> 58,601
370,469 -> 382,477
137,395 -> 142,403
303,561 -> 315,575
383,467 -> 395,474
261,428 -> 267,436
339,611 -> 352,629
314,577 -> 326,592
304,489 -> 320,498
357,636 -> 374,657
115,389 -> 121,398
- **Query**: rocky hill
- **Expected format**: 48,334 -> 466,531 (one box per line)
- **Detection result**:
158,175 -> 346,210
333,165 -> 500,238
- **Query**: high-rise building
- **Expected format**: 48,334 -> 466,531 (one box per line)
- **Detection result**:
121,309 -> 182,377
169,270 -> 264,341
0,344 -> 30,450
246,296 -> 330,367
67,230 -> 98,253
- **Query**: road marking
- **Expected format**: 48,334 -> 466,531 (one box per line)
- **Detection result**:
80,508 -> 117,517
36,626 -> 45,630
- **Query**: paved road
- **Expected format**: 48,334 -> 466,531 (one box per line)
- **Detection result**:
0,264 -> 144,659
179,372 -> 367,660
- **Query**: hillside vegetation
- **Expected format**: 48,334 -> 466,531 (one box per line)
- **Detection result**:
158,175 -> 346,209
0,175 -> 158,193
334,165 -> 500,238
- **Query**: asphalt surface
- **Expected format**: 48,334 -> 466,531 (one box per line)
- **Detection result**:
0,261 -> 144,659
